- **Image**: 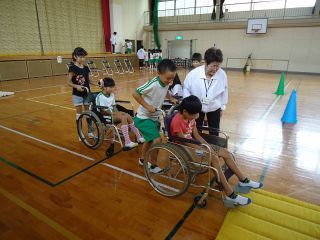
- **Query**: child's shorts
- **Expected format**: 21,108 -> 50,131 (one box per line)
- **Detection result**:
72,95 -> 89,106
134,117 -> 160,143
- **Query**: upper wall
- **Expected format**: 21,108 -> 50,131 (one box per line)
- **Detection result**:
110,0 -> 149,52
0,0 -> 105,55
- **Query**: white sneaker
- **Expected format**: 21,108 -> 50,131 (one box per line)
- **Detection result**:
88,132 -> 95,139
239,179 -> 263,189
137,137 -> 145,144
150,165 -> 163,174
138,159 -> 151,168
124,141 -> 138,149
226,194 -> 252,206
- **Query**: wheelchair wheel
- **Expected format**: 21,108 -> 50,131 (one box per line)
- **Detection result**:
77,111 -> 104,149
144,143 -> 191,197
173,144 -> 209,175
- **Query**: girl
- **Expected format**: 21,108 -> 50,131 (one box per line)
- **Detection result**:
169,73 -> 183,98
97,78 -> 145,149
67,47 -> 98,138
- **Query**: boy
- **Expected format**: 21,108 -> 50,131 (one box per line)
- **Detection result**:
97,78 -> 145,149
133,59 -> 178,173
170,95 -> 263,206
189,52 -> 202,70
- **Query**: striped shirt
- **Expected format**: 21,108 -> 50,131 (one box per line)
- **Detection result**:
136,76 -> 169,120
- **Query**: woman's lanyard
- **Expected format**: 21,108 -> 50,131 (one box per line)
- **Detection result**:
203,79 -> 213,97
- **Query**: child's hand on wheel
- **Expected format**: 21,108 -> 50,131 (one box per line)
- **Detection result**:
146,105 -> 156,113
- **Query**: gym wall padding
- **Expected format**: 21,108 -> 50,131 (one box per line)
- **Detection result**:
0,0 -> 42,55
0,0 -> 105,56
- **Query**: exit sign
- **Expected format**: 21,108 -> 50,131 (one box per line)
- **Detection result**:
175,35 -> 183,40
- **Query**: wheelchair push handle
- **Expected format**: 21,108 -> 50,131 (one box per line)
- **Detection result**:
81,86 -> 89,93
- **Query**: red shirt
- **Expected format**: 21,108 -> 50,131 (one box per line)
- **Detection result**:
170,113 -> 196,139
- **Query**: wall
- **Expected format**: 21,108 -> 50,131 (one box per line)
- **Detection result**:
110,0 -> 149,52
0,0 -> 105,55
158,26 -> 320,73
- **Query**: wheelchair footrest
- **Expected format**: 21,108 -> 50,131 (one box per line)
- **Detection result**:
223,199 -> 237,208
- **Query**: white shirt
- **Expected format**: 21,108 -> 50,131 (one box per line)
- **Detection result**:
136,76 -> 169,120
183,65 -> 228,113
137,48 -> 145,59
169,84 -> 183,97
110,35 -> 117,45
126,41 -> 132,49
144,52 -> 149,61
96,92 -> 116,111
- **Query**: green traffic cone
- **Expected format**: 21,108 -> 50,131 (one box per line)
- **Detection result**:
274,72 -> 285,95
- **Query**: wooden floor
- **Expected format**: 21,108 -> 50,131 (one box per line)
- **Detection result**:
0,69 -> 319,240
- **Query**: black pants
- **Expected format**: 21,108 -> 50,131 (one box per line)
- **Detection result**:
139,59 -> 144,68
112,44 -> 115,53
196,108 -> 221,135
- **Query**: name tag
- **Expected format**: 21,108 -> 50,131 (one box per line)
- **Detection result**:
202,97 -> 211,105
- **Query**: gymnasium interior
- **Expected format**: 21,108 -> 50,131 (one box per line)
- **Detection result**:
0,0 -> 320,239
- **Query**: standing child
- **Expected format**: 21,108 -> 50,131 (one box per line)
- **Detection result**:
67,47 -> 98,138
168,73 -> 183,98
133,59 -> 178,173
149,50 -> 155,71
96,78 -> 145,149
126,40 -> 133,54
144,49 -> 149,69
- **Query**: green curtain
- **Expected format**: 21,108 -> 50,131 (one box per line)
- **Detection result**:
153,0 -> 161,49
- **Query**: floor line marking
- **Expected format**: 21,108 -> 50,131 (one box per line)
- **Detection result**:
0,187 -> 81,240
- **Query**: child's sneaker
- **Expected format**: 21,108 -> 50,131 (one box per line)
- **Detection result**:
88,132 -> 95,139
239,178 -> 263,189
124,142 -> 138,149
137,137 -> 145,144
150,165 -> 163,174
138,159 -> 151,168
226,193 -> 252,206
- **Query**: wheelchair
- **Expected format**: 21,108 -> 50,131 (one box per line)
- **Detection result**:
76,88 -> 135,157
143,104 -> 240,208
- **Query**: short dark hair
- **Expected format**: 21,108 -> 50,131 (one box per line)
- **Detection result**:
192,53 -> 202,62
72,47 -> 87,61
204,48 -> 223,64
157,59 -> 177,74
113,32 -> 117,35
179,95 -> 202,115
102,77 -> 115,87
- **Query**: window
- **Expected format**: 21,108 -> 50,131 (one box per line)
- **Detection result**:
176,0 -> 195,15
286,0 -> 316,8
196,0 -> 213,14
158,0 -> 174,17
224,0 -> 251,12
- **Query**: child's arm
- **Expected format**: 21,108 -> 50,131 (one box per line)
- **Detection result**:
192,125 -> 209,145
132,91 -> 156,113
67,72 -> 84,92
166,91 -> 178,104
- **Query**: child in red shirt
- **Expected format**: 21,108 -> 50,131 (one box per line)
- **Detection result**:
170,95 -> 263,206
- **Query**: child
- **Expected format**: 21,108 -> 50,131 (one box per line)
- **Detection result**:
189,52 -> 202,70
67,47 -> 98,137
168,73 -> 183,98
133,59 -> 178,173
126,40 -> 133,54
96,78 -> 145,149
149,49 -> 155,71
144,49 -> 149,68
170,95 -> 263,206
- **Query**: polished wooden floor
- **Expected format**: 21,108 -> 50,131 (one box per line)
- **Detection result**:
0,69 -> 319,240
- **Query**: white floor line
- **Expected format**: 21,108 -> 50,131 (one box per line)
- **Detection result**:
26,99 -> 75,111
0,123 -> 148,182
14,84 -> 66,93
27,91 -> 69,100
